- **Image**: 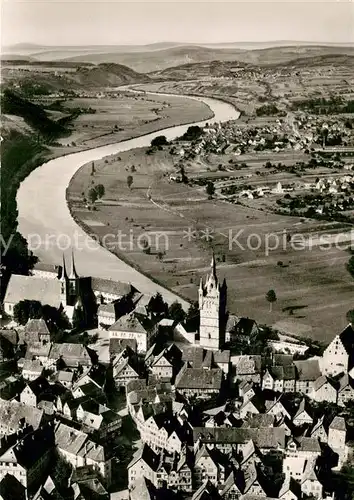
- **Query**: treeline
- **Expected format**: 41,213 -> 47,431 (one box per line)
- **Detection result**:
292,96 -> 354,115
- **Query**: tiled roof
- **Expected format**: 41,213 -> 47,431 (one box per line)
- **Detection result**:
233,355 -> 262,375
128,443 -> 160,471
110,338 -> 137,355
294,359 -> 321,381
296,437 -> 321,453
109,312 -> 150,335
339,324 -> 354,355
193,427 -> 285,449
55,422 -> 87,455
24,318 -> 50,336
4,274 -> 61,308
293,398 -> 313,421
0,400 -> 43,432
329,416 -> 346,432
313,375 -> 337,392
49,343 -> 91,362
91,277 -> 136,297
57,370 -> 74,382
175,366 -> 223,390
0,329 -> 19,345
22,359 -> 43,374
0,474 -> 26,500
33,262 -> 59,274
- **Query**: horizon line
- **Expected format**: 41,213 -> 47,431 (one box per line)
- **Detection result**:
4,40 -> 354,49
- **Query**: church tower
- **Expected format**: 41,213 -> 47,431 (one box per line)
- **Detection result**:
58,253 -> 68,307
58,251 -> 80,307
67,250 -> 80,306
199,254 -> 227,350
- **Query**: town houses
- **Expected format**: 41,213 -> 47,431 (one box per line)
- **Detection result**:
0,254 -> 354,499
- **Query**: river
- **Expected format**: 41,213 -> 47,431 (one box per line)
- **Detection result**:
17,92 -> 240,306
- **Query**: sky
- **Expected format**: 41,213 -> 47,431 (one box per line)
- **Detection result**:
1,0 -> 353,47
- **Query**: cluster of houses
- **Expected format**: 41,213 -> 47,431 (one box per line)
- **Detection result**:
0,256 -> 354,500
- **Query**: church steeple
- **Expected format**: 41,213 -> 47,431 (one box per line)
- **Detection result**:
69,250 -> 79,280
58,253 -> 68,280
211,252 -> 217,279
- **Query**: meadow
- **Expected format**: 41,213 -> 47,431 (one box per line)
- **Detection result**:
67,145 -> 354,343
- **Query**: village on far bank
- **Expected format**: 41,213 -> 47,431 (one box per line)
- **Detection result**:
1,250 -> 354,500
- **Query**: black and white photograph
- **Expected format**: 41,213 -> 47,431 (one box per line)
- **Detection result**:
0,0 -> 354,498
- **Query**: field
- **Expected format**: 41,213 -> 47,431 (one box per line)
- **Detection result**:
52,92 -> 213,148
67,145 -> 354,343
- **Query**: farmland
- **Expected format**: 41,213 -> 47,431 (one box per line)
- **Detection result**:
67,144 -> 353,343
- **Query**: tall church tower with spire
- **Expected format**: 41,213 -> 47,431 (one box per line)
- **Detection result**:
198,254 -> 227,350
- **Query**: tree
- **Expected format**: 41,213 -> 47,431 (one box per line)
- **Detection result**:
347,255 -> 354,278
141,237 -> 150,254
185,301 -> 200,331
88,186 -> 98,204
151,135 -> 168,147
206,181 -> 215,199
52,454 -> 73,490
168,301 -> 186,324
180,166 -> 188,184
148,292 -> 168,317
346,309 -> 354,324
127,175 -> 134,189
72,305 -> 85,331
96,184 -> 105,199
13,299 -> 42,325
182,125 -> 203,141
266,289 -> 277,312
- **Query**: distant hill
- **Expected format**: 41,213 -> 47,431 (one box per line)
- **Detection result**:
70,63 -> 149,86
4,41 -> 354,73
60,45 -> 247,73
151,50 -> 354,80
1,62 -> 149,91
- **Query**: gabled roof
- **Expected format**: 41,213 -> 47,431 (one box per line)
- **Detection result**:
293,399 -> 313,421
24,318 -> 50,336
0,329 -> 19,345
0,473 -> 26,500
301,460 -> 321,484
55,422 -> 87,455
49,343 -> 91,362
109,311 -> 156,335
128,443 -> 160,472
233,355 -> 262,375
4,274 -> 61,308
175,366 -> 223,390
313,375 -> 337,392
338,373 -> 354,392
294,359 -> 321,381
279,476 -> 301,498
339,324 -> 354,355
22,359 -> 43,374
26,376 -> 51,397
329,416 -> 346,432
110,338 -> 137,356
91,277 -> 136,296
192,479 -> 221,500
0,400 -> 43,432
193,427 -> 285,450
